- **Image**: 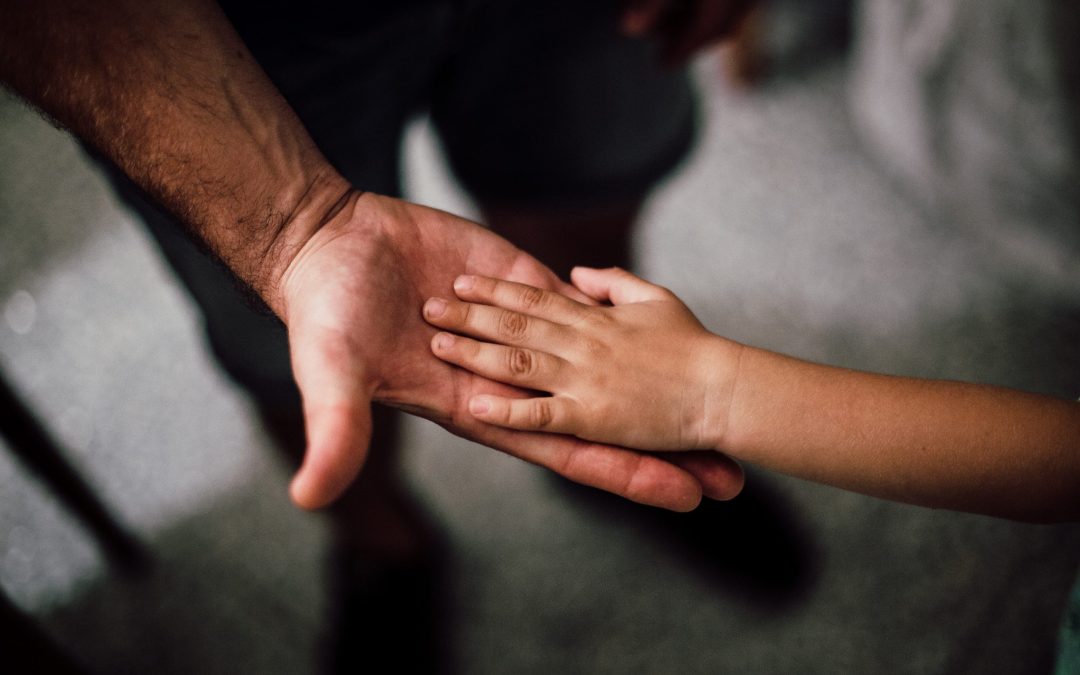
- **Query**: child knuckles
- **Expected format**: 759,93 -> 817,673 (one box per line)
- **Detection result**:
530,399 -> 556,429
507,348 -> 536,377
518,285 -> 547,310
497,310 -> 529,340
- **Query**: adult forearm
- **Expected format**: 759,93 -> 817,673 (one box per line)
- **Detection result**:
717,345 -> 1080,521
0,0 -> 349,312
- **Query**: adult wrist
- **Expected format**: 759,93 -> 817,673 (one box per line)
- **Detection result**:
245,168 -> 356,317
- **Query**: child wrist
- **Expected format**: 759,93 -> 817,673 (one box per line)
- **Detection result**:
698,335 -> 746,453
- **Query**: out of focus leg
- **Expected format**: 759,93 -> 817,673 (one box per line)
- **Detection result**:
432,1 -> 695,277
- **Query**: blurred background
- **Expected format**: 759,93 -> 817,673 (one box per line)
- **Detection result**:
2,1 -> 1080,673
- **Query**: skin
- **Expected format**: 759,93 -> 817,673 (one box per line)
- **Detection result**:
621,0 -> 758,66
0,0 -> 745,512
424,267 -> 1080,523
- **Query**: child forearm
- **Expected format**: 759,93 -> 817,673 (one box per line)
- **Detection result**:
420,269 -> 1079,521
714,343 -> 1080,522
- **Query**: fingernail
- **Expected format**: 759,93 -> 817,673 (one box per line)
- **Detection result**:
469,397 -> 490,415
434,332 -> 454,350
424,297 -> 447,318
454,275 -> 475,292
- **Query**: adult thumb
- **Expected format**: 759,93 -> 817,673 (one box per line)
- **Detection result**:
289,399 -> 373,509
286,325 -> 375,510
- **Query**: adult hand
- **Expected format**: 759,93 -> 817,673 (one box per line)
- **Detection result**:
621,0 -> 757,66
0,0 -> 743,512
277,193 -> 745,511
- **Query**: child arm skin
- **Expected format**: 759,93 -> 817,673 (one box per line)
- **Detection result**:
423,267 -> 1080,523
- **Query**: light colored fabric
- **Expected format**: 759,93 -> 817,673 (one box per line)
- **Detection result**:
849,0 -> 1080,286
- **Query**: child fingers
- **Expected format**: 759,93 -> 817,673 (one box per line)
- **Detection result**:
467,393 -> 577,434
570,266 -> 674,305
430,332 -> 564,389
453,275 -> 589,324
424,296 -> 568,350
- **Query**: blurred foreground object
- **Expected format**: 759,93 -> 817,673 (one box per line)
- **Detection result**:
850,0 -> 1080,279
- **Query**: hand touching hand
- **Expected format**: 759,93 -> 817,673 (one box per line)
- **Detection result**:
278,197 -> 744,511
621,0 -> 757,66
422,266 -> 1080,523
0,0 -> 742,513
422,266 -> 744,452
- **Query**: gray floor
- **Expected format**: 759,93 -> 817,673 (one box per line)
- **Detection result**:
2,52 -> 1079,674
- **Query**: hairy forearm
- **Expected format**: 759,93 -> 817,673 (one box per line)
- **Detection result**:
0,0 -> 350,311
714,342 -> 1080,522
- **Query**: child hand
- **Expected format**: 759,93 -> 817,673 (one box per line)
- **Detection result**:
422,266 -> 742,451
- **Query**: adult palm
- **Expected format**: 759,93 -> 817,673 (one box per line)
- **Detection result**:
279,193 -> 744,511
